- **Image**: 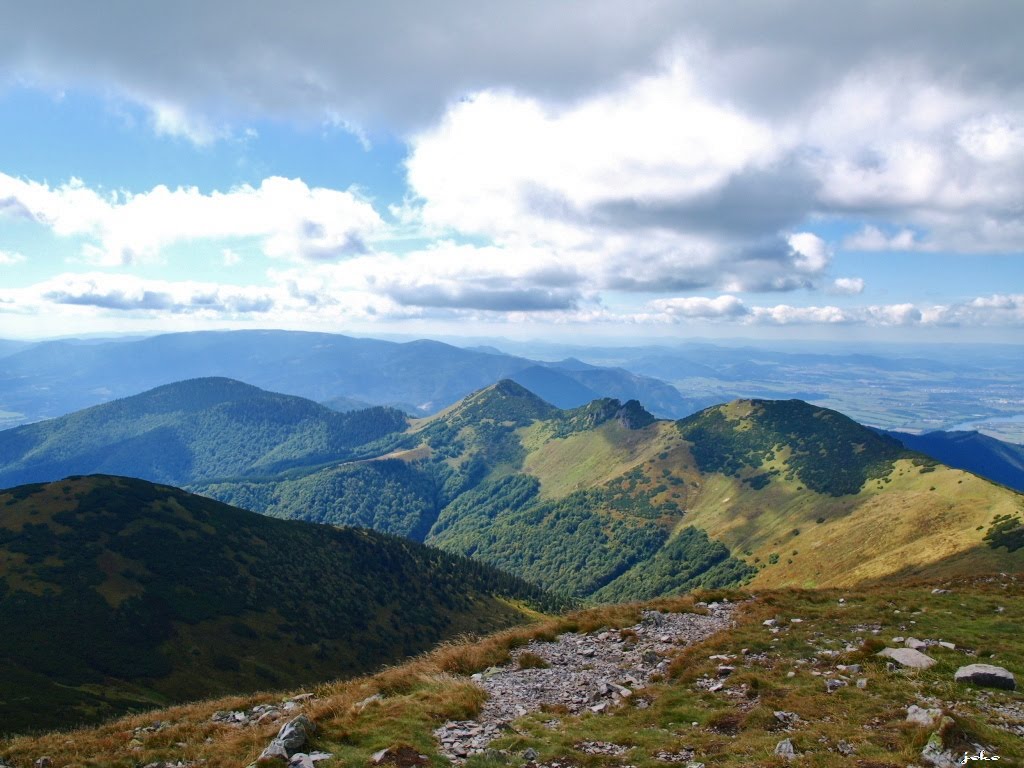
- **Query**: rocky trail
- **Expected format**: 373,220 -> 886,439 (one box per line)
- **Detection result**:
433,601 -> 736,762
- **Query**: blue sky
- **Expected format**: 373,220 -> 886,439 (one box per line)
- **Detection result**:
0,1 -> 1022,342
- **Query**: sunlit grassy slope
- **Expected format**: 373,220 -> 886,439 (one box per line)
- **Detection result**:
195,382 -> 1024,601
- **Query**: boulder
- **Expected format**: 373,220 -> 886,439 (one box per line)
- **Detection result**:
904,637 -> 929,651
277,715 -> 315,752
257,715 -> 317,764
877,647 -> 936,669
954,663 -> 1016,691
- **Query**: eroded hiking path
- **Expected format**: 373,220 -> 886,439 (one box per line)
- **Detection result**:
434,601 -> 736,761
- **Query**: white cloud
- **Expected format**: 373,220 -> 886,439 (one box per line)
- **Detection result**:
787,232 -> 830,273
842,226 -> 921,251
222,248 -> 242,266
649,295 -> 748,319
0,250 -> 27,265
0,174 -> 384,265
149,101 -> 229,145
830,277 -> 865,295
922,294 -> 1024,326
33,273 -> 276,314
748,304 -> 852,325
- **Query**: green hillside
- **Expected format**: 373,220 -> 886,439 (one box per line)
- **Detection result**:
0,475 -> 563,734
0,377 -> 408,488
197,383 -> 1024,601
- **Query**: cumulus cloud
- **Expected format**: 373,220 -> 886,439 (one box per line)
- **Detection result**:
2,1 -> 1023,331
0,174 -> 383,265
402,47 -> 1023,296
649,295 -> 748,319
830,277 -> 865,295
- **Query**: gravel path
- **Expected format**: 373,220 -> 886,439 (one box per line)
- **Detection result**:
434,601 -> 736,761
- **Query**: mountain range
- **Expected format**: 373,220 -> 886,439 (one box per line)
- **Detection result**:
0,475 -> 562,734
0,330 -> 704,428
2,375 -> 1018,603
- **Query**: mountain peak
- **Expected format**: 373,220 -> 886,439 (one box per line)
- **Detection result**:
440,380 -> 559,427
679,397 -> 910,496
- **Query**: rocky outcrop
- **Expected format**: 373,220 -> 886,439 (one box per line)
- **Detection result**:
434,602 -> 735,761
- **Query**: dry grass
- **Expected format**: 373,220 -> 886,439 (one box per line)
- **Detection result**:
0,596 -> 699,767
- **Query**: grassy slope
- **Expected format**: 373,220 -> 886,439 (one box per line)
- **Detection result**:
195,385 -> 1024,602
0,476 -> 563,734
4,576 -> 1021,768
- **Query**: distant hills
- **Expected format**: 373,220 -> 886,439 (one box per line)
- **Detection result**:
0,377 -> 408,489
0,475 -> 562,733
884,428 -> 1024,493
0,330 -> 703,428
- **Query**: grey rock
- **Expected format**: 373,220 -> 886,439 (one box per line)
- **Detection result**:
278,715 -> 315,751
774,738 -> 796,760
34,760 -> 52,768
954,663 -> 1016,690
856,678 -> 868,688
523,748 -> 538,760
906,705 -> 943,728
921,732 -> 958,768
826,679 -> 847,692
774,711 -> 799,726
905,637 -> 929,651
877,647 -> 937,669
256,742 -> 290,764
837,740 -> 856,756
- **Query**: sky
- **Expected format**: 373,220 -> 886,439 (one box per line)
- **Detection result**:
0,1 -> 1022,343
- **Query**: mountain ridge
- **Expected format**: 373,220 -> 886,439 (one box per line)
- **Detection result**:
0,474 -> 563,733
0,329 -> 700,428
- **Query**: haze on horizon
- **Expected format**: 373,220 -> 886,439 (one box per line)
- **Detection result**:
0,1 -> 1022,344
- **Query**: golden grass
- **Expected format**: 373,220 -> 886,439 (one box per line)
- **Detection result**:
681,459 -> 1024,589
